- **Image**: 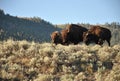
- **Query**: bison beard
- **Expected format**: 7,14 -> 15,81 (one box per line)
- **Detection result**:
60,29 -> 70,45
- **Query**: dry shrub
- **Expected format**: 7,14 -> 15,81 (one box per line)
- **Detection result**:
34,74 -> 53,81
0,39 -> 120,81
60,74 -> 74,81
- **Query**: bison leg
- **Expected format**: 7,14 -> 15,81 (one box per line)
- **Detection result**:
106,39 -> 111,46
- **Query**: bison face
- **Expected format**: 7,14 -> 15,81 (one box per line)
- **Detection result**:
83,32 -> 94,45
51,31 -> 62,45
61,29 -> 69,44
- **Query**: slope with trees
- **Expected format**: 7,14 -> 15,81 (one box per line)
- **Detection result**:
0,9 -> 60,42
0,9 -> 120,45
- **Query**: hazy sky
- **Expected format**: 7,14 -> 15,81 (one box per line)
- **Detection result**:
0,0 -> 120,24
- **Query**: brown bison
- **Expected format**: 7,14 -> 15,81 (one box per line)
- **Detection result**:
50,31 -> 62,45
61,24 -> 88,45
83,26 -> 112,46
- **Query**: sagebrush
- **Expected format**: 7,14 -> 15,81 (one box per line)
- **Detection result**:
0,39 -> 120,81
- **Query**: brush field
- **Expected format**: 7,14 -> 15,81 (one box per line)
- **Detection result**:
0,39 -> 120,81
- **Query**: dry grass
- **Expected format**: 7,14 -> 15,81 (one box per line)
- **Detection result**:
0,39 -> 120,81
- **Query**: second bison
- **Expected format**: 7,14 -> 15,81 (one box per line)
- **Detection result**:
83,26 -> 112,46
61,24 -> 88,45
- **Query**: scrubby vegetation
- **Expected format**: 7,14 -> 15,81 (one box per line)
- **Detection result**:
0,39 -> 120,81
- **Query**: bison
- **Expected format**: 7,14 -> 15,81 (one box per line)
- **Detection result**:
83,26 -> 112,46
50,31 -> 62,45
61,24 -> 88,45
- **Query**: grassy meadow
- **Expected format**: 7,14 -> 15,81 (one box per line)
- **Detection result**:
0,39 -> 120,81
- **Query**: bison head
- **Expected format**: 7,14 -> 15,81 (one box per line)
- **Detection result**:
50,31 -> 62,45
83,31 -> 97,45
61,29 -> 70,45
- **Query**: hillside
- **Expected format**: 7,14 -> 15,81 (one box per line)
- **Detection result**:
0,9 -> 120,45
0,9 -> 60,42
0,39 -> 120,81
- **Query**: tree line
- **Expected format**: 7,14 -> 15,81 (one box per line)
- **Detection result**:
0,9 -> 60,42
